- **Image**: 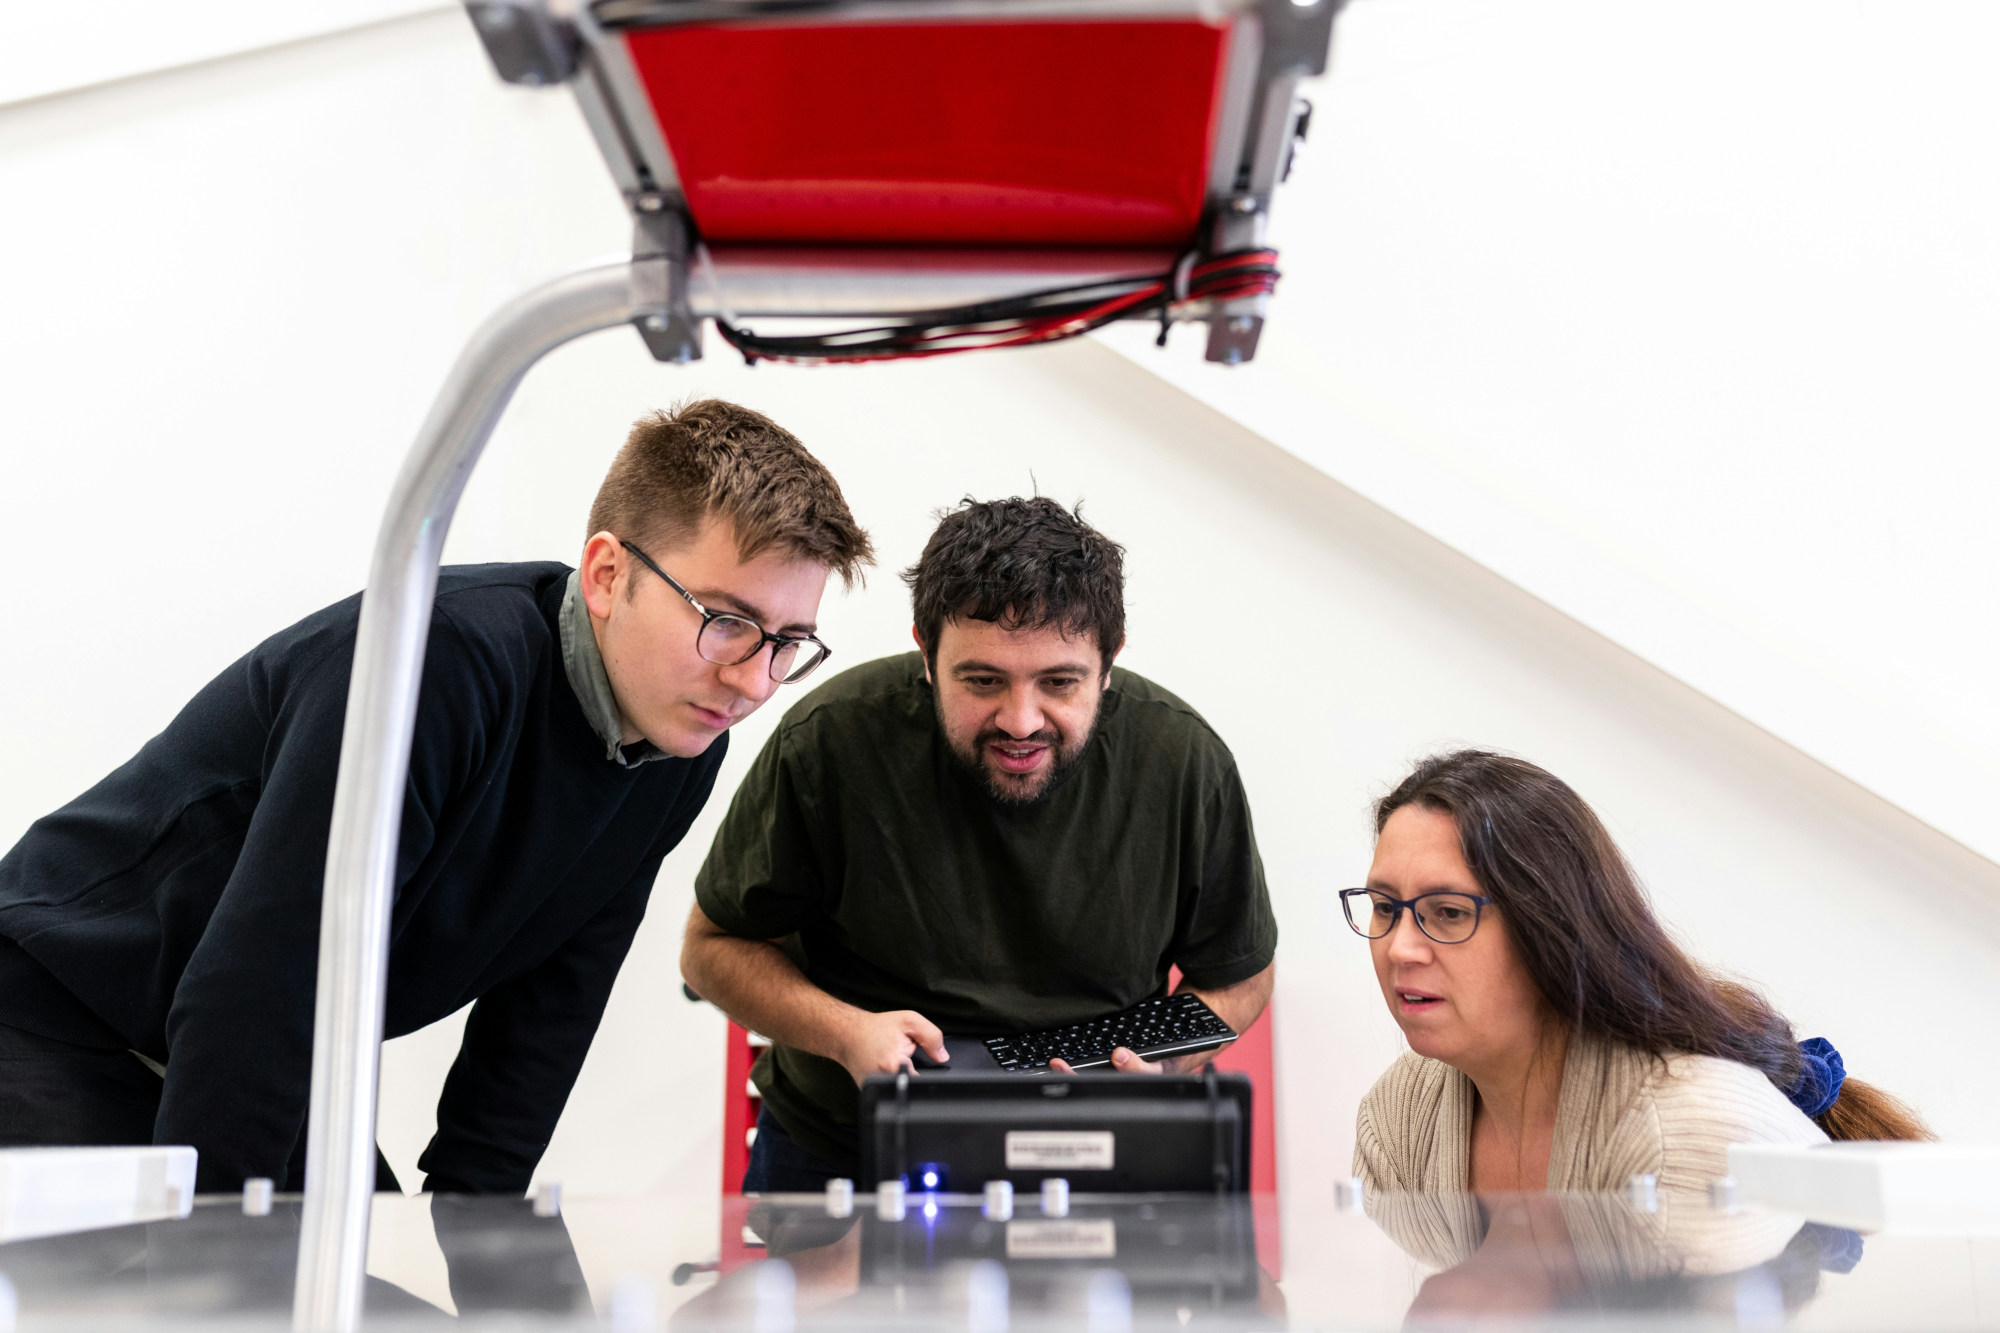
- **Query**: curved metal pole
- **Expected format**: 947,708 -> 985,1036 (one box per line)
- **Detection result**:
293,261 -> 638,1333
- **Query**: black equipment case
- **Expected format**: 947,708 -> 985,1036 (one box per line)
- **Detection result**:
858,1071 -> 1252,1194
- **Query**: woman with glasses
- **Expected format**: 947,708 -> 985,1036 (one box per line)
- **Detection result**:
1345,750 -> 1929,1196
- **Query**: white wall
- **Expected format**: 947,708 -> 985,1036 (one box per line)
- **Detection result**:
1115,0 -> 2000,865
2,3 -> 1995,1267
0,0 -> 449,108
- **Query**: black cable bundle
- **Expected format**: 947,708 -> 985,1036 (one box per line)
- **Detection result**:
712,248 -> 1279,366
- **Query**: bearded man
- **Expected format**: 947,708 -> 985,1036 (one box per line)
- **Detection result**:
682,496 -> 1276,1190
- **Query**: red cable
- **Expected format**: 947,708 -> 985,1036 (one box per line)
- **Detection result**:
718,250 -> 1277,365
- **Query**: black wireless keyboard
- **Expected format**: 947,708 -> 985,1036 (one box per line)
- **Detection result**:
982,993 -> 1237,1073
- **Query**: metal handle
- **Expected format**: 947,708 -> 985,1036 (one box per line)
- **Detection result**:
291,260 -> 639,1333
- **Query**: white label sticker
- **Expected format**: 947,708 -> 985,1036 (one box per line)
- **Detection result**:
1006,1219 -> 1118,1259
1004,1130 -> 1115,1170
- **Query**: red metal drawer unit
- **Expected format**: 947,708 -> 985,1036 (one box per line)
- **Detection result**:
465,0 -> 1342,364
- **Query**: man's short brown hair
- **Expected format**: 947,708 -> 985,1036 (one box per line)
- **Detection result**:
588,400 -> 873,586
903,496 -> 1125,672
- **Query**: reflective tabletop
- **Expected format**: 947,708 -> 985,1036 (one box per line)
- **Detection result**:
4,1186 -> 1997,1330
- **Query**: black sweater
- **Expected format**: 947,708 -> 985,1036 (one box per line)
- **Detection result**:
0,563 -> 724,1194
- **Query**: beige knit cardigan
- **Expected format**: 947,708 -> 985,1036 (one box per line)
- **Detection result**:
1353,1029 -> 1827,1196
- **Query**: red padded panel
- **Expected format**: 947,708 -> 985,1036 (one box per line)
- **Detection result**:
624,21 -> 1232,245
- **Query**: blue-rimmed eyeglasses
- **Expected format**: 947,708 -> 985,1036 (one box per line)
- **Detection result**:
1340,888 -> 1492,945
620,540 -> 831,685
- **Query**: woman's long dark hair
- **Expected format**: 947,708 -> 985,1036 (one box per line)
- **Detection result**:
1376,750 -> 1929,1142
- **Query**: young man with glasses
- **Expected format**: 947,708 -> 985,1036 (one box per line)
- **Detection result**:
0,400 -> 870,1195
683,496 -> 1277,1190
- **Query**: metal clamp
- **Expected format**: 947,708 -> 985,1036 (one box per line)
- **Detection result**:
463,0 -> 579,86
629,210 -> 702,364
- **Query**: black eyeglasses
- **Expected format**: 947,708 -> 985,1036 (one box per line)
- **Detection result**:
1340,888 -> 1493,945
619,540 -> 831,685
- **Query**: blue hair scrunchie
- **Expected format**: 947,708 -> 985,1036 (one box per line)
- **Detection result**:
1787,1037 -> 1846,1118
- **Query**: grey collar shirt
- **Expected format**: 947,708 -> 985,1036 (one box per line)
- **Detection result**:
560,569 -> 669,767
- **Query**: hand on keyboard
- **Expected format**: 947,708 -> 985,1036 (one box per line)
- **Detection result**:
1049,1046 -> 1164,1076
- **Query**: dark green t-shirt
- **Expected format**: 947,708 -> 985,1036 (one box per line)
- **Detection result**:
694,652 -> 1276,1169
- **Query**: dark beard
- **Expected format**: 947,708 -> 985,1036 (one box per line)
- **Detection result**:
936,697 -> 1094,808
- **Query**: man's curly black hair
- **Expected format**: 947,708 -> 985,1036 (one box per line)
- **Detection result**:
902,496 -> 1126,673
